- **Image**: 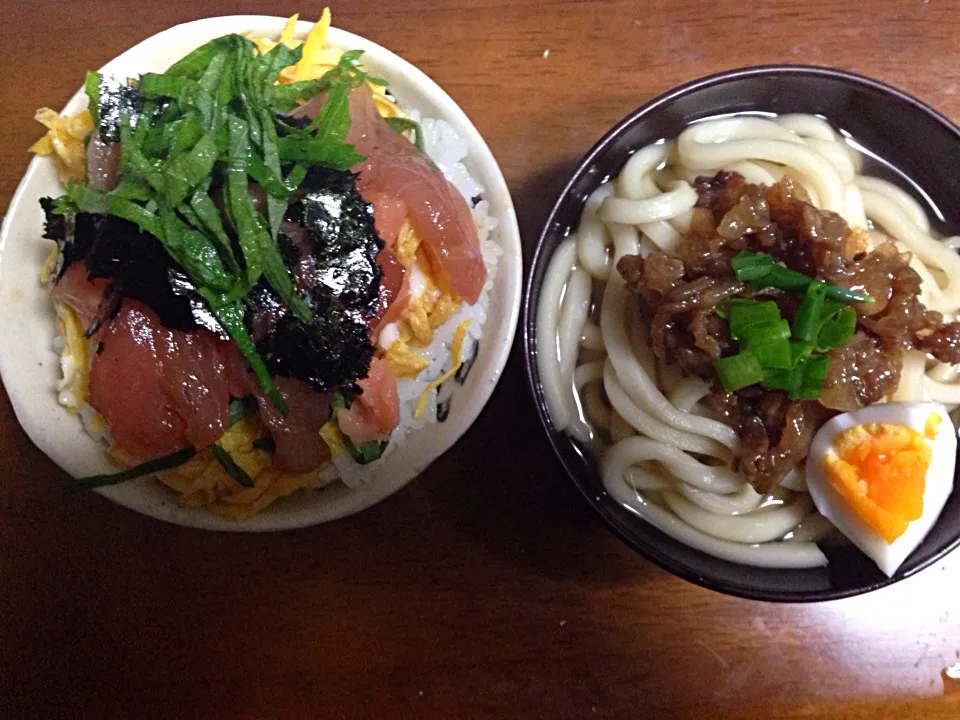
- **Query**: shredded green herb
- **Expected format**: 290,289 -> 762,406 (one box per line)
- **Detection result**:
211,444 -> 255,487
48,42 -> 378,409
384,117 -> 425,152
63,447 -> 197,492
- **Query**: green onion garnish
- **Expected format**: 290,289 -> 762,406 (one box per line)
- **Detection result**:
731,251 -> 872,303
792,281 -> 827,343
817,305 -> 857,350
789,354 -> 831,400
738,319 -> 791,349
749,338 -> 792,370
713,352 -> 764,391
713,284 -> 855,398
727,299 -> 781,338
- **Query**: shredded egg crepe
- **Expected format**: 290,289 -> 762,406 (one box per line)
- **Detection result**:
32,11 -> 478,520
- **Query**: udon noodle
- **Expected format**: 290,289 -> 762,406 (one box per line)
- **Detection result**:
537,113 -> 960,568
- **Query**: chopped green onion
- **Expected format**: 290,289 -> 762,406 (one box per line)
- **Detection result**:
730,251 -> 775,282
749,338 -> 792,369
738,319 -> 791,349
790,340 -> 814,363
726,299 -> 781,339
329,390 -> 350,414
211,444 -> 254,487
817,305 -> 857,350
713,352 -> 764,391
327,391 -> 386,464
793,281 -> 827,343
789,354 -> 831,400
762,367 -> 793,391
63,447 -> 196,492
731,251 -> 872,303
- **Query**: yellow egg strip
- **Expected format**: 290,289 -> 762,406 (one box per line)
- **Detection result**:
319,419 -> 348,456
414,320 -> 471,420
39,244 -> 59,283
54,300 -> 89,408
294,8 -> 332,81
395,221 -> 421,270
279,13 -> 299,47
30,107 -> 92,182
384,339 -> 429,378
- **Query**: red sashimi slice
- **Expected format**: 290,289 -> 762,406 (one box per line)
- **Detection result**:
343,88 -> 486,304
365,190 -> 408,247
217,340 -> 252,399
369,247 -> 407,340
337,357 -> 400,444
88,300 -> 231,459
52,262 -> 112,327
252,376 -> 332,473
374,268 -> 410,339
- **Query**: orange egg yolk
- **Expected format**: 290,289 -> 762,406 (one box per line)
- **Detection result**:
822,415 -> 939,544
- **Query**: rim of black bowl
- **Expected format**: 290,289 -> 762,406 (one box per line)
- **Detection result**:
523,63 -> 960,602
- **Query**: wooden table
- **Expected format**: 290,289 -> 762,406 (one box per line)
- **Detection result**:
2,1 -> 959,718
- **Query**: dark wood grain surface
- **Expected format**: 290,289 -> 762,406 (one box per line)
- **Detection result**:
2,1 -> 960,718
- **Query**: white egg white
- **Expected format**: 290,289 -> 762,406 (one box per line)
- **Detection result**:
805,402 -> 957,577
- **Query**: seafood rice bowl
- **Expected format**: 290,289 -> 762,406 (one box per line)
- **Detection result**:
0,12 -> 520,529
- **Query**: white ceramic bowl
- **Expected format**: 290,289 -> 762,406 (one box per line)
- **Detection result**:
0,16 -> 521,531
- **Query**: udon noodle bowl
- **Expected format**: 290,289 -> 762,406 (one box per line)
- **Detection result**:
537,113 -> 960,570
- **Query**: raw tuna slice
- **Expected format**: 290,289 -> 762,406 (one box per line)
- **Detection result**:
302,87 -> 486,304
88,300 -> 233,459
337,356 -> 400,443
252,375 -> 332,473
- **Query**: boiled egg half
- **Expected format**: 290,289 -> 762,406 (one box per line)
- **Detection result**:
805,402 -> 956,577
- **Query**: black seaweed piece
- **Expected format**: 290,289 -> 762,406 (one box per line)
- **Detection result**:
245,168 -> 383,391
40,167 -> 384,391
250,285 -> 373,391
288,166 -> 384,313
96,75 -> 143,143
40,199 -> 211,332
436,396 -> 452,423
470,194 -> 483,208
454,339 -> 480,384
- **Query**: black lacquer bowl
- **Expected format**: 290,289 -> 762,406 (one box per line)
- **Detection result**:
523,65 -> 960,601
